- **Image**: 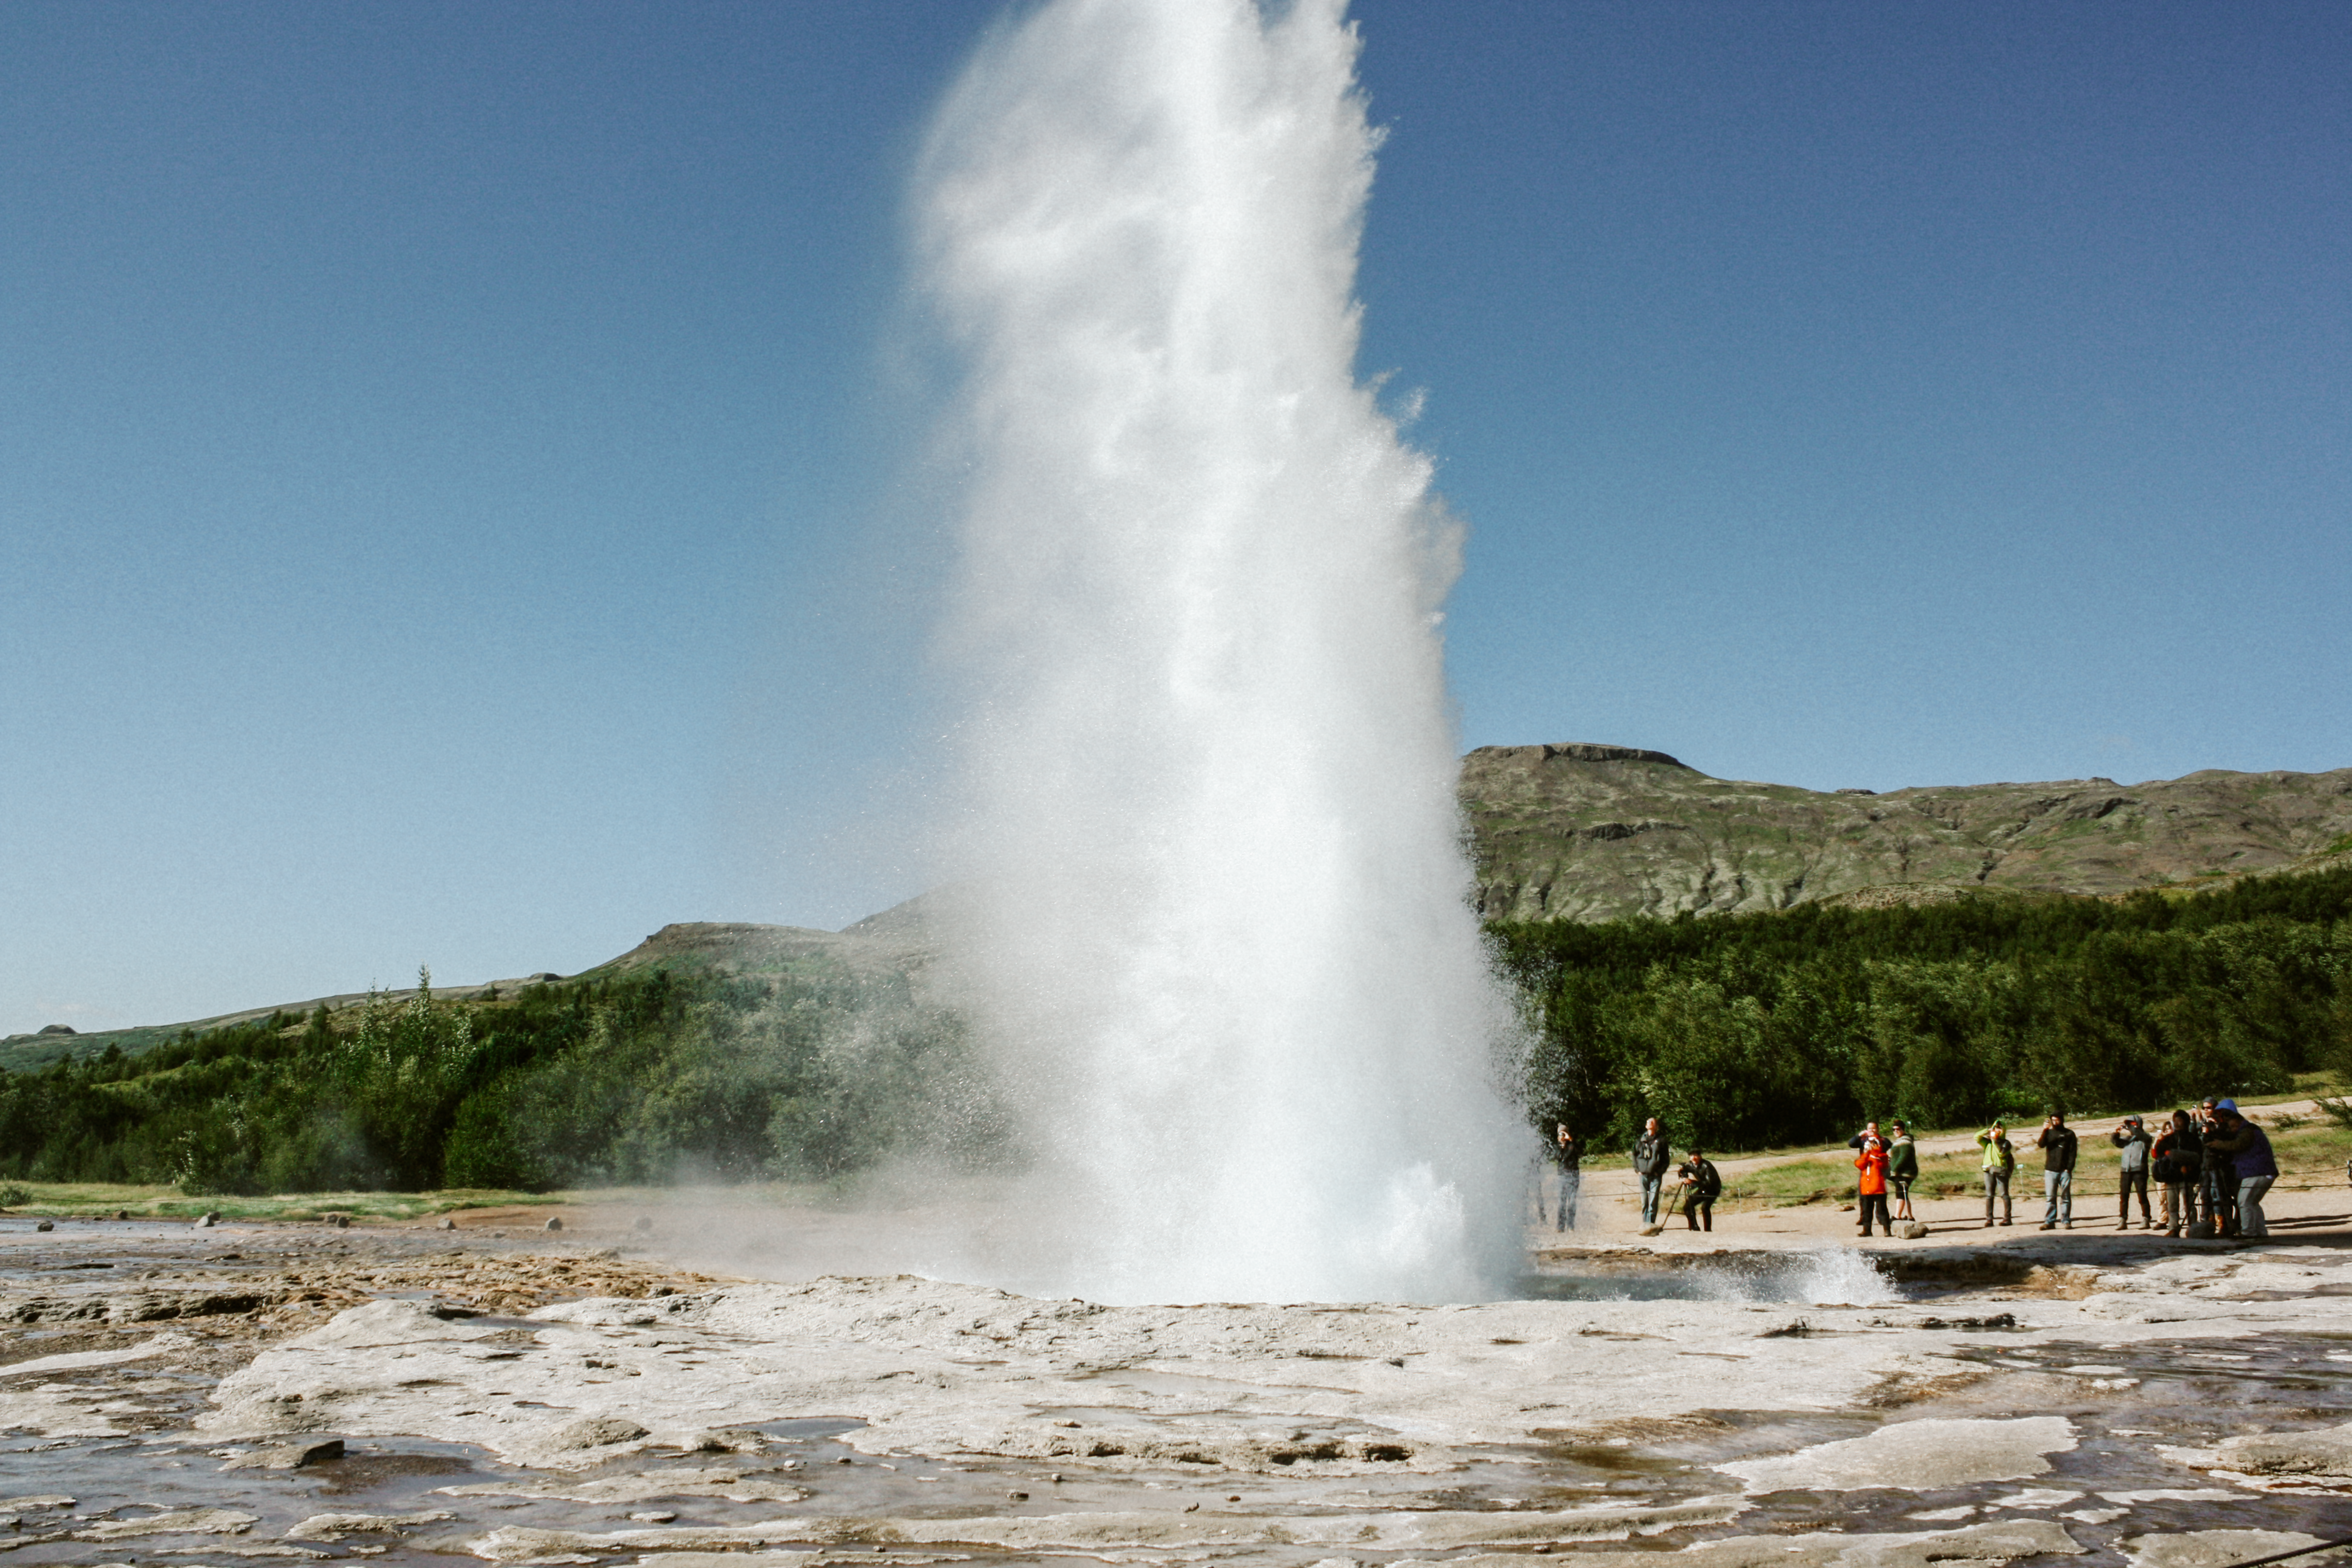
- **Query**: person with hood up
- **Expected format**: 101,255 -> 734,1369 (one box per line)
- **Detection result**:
2036,1111 -> 2078,1231
2204,1101 -> 2279,1239
1855,1135 -> 1893,1237
2112,1115 -> 2154,1230
1631,1118 -> 1671,1228
2151,1109 -> 2203,1236
1977,1121 -> 2017,1227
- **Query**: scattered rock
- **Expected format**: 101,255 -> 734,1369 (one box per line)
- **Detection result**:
199,1212 -> 220,1228
115,1209 -> 131,1220
1893,1220 -> 1930,1240
2208,1423 -> 2352,1476
283,1510 -> 454,1543
75,1507 -> 258,1540
438,1217 -> 457,1230
548,1415 -> 649,1450
2126,1530 -> 2332,1568
1724,1417 -> 2076,1494
34,1219 -> 52,1232
544,1217 -> 563,1232
222,1438 -> 345,1470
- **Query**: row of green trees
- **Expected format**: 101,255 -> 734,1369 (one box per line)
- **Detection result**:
1496,866 -> 2352,1155
0,962 -> 1002,1194
7,865 -> 2347,1191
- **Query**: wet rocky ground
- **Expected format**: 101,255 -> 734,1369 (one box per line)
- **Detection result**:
8,1215 -> 2352,1567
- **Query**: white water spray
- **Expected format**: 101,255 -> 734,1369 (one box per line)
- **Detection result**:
916,0 -> 1517,1303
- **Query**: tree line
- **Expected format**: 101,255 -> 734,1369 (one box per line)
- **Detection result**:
1494,865 -> 2352,1157
0,962 -> 1003,1194
5,865 -> 2346,1192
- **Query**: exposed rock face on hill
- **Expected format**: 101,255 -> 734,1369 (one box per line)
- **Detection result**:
1461,743 -> 2352,924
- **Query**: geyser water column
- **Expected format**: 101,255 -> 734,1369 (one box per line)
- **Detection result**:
916,0 -> 1517,1304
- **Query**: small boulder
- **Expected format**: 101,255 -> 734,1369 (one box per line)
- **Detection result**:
34,1219 -> 53,1232
437,1216 -> 457,1230
550,1415 -> 649,1450
544,1217 -> 563,1232
222,1437 -> 345,1470
1893,1220 -> 1930,1240
197,1212 -> 220,1228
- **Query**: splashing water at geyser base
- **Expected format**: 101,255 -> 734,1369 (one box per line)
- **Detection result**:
912,0 -> 1521,1307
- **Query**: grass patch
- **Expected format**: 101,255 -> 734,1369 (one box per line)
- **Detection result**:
0,1183 -> 566,1222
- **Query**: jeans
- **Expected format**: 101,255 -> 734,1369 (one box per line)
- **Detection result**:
1984,1169 -> 2012,1221
2043,1168 -> 2073,1226
2204,1169 -> 2237,1231
2120,1169 -> 2151,1222
1555,1172 -> 1581,1231
1640,1174 -> 1663,1225
2163,1181 -> 2197,1231
2238,1175 -> 2275,1238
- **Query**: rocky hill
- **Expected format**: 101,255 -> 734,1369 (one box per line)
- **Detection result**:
14,752 -> 2348,1065
1462,743 -> 2352,923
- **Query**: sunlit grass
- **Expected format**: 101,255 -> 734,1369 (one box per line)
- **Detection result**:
1717,1082 -> 2352,1210
0,1183 -> 563,1221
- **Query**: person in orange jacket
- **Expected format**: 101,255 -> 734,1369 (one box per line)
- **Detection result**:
1855,1135 -> 1893,1237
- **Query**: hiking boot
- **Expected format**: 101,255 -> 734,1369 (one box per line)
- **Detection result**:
2039,1222 -> 2056,1230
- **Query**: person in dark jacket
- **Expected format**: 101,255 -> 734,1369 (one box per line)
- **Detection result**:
1677,1149 -> 1723,1232
2151,1110 -> 2203,1236
1631,1119 -> 1671,1227
2036,1112 -> 2078,1230
2112,1116 -> 2153,1230
2197,1098 -> 2239,1235
2206,1102 -> 2278,1239
1546,1124 -> 1583,1232
1887,1121 -> 1920,1222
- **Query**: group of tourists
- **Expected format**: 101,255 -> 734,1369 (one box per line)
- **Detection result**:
1540,1120 -> 1721,1233
1538,1096 -> 2283,1240
1974,1100 -> 2279,1237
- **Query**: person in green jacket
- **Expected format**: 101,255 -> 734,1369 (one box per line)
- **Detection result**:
1977,1122 -> 2017,1227
1887,1120 -> 1920,1222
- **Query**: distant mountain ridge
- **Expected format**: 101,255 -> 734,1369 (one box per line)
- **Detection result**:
1462,743 -> 2352,923
12,749 -> 2348,1063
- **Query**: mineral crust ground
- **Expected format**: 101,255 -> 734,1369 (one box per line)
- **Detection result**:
8,1200 -> 2352,1567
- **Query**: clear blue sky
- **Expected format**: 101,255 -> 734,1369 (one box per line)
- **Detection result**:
5,1 -> 2346,1035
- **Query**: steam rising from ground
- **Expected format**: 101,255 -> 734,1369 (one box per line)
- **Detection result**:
913,0 -> 1517,1303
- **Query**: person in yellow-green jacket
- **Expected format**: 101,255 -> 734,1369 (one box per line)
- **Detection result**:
1976,1121 -> 2017,1227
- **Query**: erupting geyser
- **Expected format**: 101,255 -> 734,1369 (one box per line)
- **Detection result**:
918,0 -> 1517,1303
